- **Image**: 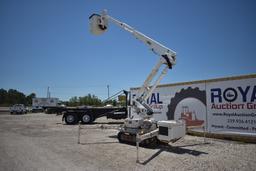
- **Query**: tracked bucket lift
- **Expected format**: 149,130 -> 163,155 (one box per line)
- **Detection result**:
89,10 -> 185,145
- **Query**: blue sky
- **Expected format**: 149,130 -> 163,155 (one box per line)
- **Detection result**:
0,0 -> 256,101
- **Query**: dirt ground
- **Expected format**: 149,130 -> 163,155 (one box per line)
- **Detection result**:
0,112 -> 255,171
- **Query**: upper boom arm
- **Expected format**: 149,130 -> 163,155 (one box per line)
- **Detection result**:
89,10 -> 176,68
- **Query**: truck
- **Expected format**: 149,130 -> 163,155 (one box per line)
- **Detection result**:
10,104 -> 28,114
32,98 -> 59,112
62,90 -> 128,124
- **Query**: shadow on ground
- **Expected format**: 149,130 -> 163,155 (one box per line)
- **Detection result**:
79,141 -> 119,145
139,143 -> 210,165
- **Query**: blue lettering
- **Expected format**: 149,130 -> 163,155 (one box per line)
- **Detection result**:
157,93 -> 163,104
211,88 -> 222,103
238,86 -> 250,102
251,86 -> 256,102
146,93 -> 162,104
223,87 -> 237,102
211,85 -> 255,103
151,93 -> 157,104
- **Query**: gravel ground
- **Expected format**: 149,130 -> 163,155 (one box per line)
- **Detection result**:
0,113 -> 255,171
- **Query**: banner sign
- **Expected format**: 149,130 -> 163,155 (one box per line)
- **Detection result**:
131,84 -> 207,132
206,78 -> 256,135
130,75 -> 256,136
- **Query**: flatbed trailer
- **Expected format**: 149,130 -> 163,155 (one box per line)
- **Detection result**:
62,106 -> 127,124
44,106 -> 66,115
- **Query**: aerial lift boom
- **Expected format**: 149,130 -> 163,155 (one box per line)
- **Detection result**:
89,10 -> 185,145
90,10 -> 176,117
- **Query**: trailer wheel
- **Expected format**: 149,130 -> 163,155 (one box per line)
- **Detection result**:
81,114 -> 93,124
65,113 -> 78,125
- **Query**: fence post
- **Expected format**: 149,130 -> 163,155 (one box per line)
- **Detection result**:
136,133 -> 139,163
203,126 -> 206,143
78,123 -> 81,144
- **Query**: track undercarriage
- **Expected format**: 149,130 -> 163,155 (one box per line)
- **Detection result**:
117,119 -> 159,146
117,131 -> 158,146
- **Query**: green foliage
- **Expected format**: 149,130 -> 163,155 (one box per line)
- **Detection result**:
0,89 -> 8,105
104,95 -> 127,107
26,93 -> 36,106
104,99 -> 117,106
68,96 -> 79,106
68,94 -> 103,107
0,88 -> 126,107
118,95 -> 127,106
0,88 -> 36,106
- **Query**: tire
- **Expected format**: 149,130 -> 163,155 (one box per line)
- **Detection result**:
166,87 -> 206,120
65,113 -> 78,125
117,132 -> 124,143
81,113 -> 93,124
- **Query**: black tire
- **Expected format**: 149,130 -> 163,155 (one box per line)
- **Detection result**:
117,132 -> 124,143
166,87 -> 206,120
65,113 -> 78,125
81,113 -> 93,124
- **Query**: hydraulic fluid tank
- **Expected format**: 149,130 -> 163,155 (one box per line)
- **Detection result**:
89,14 -> 108,35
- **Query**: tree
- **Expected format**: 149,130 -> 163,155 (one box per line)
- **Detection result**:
68,94 -> 102,106
7,89 -> 26,105
0,88 -> 36,106
26,93 -> 36,106
104,99 -> 117,106
69,96 -> 79,106
0,89 -> 8,105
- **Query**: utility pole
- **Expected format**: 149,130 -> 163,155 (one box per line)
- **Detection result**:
107,85 -> 110,98
47,86 -> 50,98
